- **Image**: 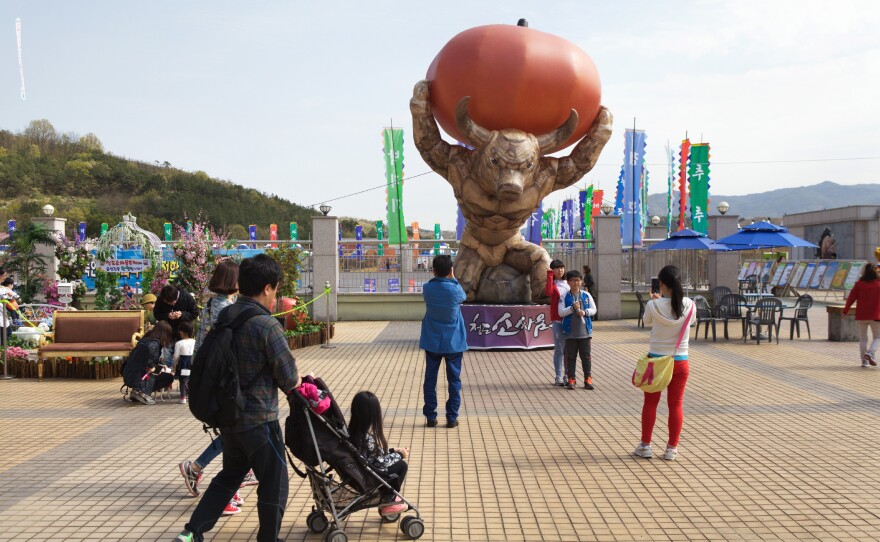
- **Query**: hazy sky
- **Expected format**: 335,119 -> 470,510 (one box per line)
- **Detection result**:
2,1 -> 878,229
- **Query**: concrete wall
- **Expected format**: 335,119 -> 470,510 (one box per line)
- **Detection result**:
708,215 -> 741,291
338,293 -> 425,321
784,205 -> 880,262
594,214 -> 621,320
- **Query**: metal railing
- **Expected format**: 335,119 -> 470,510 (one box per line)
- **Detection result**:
337,240 -> 456,294
541,239 -> 595,275
622,239 -> 709,292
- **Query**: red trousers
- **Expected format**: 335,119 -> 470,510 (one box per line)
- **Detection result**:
641,360 -> 689,448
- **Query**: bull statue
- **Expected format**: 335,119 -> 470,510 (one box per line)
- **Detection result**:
410,80 -> 613,304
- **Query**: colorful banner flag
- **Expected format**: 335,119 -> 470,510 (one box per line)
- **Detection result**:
338,226 -> 342,258
578,190 -> 587,238
455,206 -> 466,241
7,220 -> 16,237
355,225 -> 364,261
248,224 -> 257,249
269,224 -> 278,248
433,223 -> 441,256
376,221 -> 384,256
411,221 -> 420,241
677,139 -> 691,231
186,220 -> 193,234
565,198 -> 575,244
100,223 -> 108,237
614,166 -> 625,219
289,222 -> 298,241
525,202 -> 543,245
621,129 -> 647,246
78,222 -> 86,242
383,128 -> 407,244
640,166 -> 649,232
666,144 -> 675,238
163,222 -> 172,241
583,186 -> 594,240
592,189 -> 603,221
688,143 -> 711,234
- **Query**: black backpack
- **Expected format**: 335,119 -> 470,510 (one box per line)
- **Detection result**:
188,305 -> 264,429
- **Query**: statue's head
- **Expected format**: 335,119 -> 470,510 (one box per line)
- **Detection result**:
455,97 -> 579,201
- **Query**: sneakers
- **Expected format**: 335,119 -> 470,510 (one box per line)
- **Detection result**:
866,353 -> 877,367
862,359 -> 870,368
425,418 -> 438,428
221,502 -> 241,516
179,397 -> 188,404
231,491 -> 244,506
584,376 -> 594,390
131,390 -> 155,405
663,447 -> 678,461
379,497 -> 407,516
240,469 -> 258,487
566,379 -> 575,390
633,443 -> 653,458
174,531 -> 194,542
178,461 -> 203,497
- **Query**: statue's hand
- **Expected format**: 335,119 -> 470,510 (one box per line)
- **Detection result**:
587,106 -> 613,145
411,80 -> 431,116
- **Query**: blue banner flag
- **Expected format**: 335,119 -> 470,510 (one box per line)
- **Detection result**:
621,129 -> 647,246
525,201 -> 543,245
78,222 -> 87,242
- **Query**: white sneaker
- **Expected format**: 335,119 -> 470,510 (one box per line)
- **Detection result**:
862,360 -> 870,368
663,447 -> 678,461
633,443 -> 653,458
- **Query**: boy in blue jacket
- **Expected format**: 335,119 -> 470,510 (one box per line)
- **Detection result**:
419,255 -> 468,428
558,270 -> 598,390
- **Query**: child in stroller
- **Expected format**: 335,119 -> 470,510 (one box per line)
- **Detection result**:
286,377 -> 425,540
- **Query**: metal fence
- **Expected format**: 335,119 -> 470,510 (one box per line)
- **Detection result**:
541,240 -> 595,275
621,240 -> 709,292
338,240 -> 456,293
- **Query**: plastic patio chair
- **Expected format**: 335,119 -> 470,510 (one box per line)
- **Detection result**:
692,295 -> 720,342
745,297 -> 783,345
710,286 -> 732,316
635,291 -> 647,328
718,294 -> 748,340
778,294 -> 813,340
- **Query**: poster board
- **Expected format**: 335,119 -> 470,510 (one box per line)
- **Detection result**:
769,264 -> 787,287
844,262 -> 866,290
777,262 -> 796,287
789,262 -> 808,289
738,262 -> 751,280
831,262 -> 851,290
819,261 -> 838,290
797,262 -> 817,289
809,262 -> 828,289
759,261 -> 773,280
746,261 -> 758,277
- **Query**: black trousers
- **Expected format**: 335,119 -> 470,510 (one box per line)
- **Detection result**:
381,459 -> 408,498
564,337 -> 592,381
185,420 -> 288,542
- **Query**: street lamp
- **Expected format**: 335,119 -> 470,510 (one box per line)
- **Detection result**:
651,215 -> 660,226
319,204 -> 331,216
600,201 -> 613,216
717,201 -> 730,215
42,204 -> 55,216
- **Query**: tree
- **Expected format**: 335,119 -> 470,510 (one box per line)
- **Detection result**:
23,119 -> 58,153
0,222 -> 55,302
79,133 -> 103,152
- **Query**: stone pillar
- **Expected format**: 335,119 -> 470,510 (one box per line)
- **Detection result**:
708,215 -> 740,292
594,214 -> 621,320
30,215 -> 67,280
312,216 -> 339,322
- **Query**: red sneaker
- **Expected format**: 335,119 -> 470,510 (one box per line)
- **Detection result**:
221,503 -> 241,516
378,497 -> 407,516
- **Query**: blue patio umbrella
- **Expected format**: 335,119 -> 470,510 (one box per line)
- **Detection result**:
715,221 -> 817,249
647,228 -> 728,251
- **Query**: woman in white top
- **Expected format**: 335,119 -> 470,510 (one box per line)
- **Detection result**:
633,265 -> 695,461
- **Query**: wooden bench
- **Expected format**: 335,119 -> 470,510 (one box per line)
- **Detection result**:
37,310 -> 144,381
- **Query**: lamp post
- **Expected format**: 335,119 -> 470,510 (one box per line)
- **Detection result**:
717,201 -> 730,216
651,215 -> 660,226
319,204 -> 331,216
601,201 -> 613,216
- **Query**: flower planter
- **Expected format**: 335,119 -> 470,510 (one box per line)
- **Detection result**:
287,324 -> 335,351
6,356 -> 122,379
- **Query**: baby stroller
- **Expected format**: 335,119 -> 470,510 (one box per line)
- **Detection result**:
285,377 -> 425,541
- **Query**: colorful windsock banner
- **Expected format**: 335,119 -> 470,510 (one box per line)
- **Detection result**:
666,144 -> 675,237
526,202 -> 543,245
376,221 -> 384,256
289,223 -> 298,241
78,222 -> 87,242
677,139 -> 691,231
688,143 -> 711,234
383,128 -> 407,244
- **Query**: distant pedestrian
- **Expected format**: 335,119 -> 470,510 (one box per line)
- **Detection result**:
843,263 -> 880,367
419,255 -> 467,428
582,265 -> 595,297
545,259 -> 570,386
633,265 -> 695,461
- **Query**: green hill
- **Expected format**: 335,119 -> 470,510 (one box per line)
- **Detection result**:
0,120 -> 315,241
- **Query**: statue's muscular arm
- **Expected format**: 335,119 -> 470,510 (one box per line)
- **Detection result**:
410,80 -> 467,188
553,107 -> 613,190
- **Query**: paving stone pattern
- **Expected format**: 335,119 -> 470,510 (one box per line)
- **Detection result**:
2,306 -> 879,541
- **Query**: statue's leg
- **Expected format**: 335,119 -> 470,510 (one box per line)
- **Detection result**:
504,240 -> 552,304
454,245 -> 485,302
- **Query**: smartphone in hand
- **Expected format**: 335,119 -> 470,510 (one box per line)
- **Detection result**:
650,278 -> 661,295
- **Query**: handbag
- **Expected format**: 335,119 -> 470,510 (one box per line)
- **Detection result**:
632,304 -> 693,393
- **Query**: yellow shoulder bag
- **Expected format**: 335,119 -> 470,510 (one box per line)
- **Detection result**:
632,305 -> 693,393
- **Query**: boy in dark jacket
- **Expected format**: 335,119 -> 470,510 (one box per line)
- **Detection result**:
154,285 -> 197,340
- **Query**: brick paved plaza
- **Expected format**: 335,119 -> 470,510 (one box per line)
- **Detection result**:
2,307 -> 880,541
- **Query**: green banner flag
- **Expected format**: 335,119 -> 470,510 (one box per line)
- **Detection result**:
688,144 -> 710,234
101,223 -> 108,237
186,220 -> 193,234
163,222 -> 172,241
376,221 -> 384,256
433,223 -> 441,256
584,186 -> 594,240
289,222 -> 298,241
383,128 -> 408,244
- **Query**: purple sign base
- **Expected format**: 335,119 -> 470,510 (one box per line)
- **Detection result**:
461,304 -> 553,350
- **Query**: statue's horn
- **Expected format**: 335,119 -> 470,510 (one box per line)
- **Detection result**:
455,97 -> 492,148
536,109 -> 579,154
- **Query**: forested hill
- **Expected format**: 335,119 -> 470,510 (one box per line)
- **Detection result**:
0,120 -> 315,240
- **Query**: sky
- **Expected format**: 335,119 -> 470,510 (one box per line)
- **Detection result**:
2,0 -> 879,230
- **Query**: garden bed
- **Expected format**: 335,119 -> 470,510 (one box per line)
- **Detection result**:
6,356 -> 123,379
286,323 -> 335,350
